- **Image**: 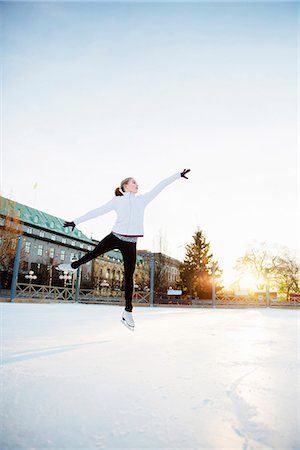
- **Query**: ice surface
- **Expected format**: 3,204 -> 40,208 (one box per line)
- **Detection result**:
1,303 -> 299,449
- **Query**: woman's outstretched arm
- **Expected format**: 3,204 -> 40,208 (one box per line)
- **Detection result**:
64,197 -> 116,229
140,169 -> 190,206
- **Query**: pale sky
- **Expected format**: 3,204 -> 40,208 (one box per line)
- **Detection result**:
1,0 -> 299,287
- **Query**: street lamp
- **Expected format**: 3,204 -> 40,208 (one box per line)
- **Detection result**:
211,262 -> 216,308
25,270 -> 37,283
264,268 -> 271,307
25,270 -> 37,299
59,271 -> 72,288
59,271 -> 72,301
100,279 -> 109,297
47,265 -> 53,287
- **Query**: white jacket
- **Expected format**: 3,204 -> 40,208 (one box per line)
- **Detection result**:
73,172 -> 182,237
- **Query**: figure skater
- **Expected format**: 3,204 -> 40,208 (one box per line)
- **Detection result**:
58,168 -> 191,330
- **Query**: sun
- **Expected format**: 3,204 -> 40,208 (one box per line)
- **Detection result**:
238,273 -> 259,291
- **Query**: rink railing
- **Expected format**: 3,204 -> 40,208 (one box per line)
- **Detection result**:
11,283 -> 299,307
14,282 -> 150,305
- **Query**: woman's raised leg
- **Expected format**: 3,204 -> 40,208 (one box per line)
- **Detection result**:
71,233 -> 119,269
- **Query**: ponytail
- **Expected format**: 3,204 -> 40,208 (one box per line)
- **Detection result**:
115,187 -> 124,197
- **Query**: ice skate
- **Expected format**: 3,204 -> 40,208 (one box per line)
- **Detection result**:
121,310 -> 135,331
56,263 -> 77,273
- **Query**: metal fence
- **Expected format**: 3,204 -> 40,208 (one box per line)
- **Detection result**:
215,294 -> 300,307
6,282 -> 298,308
14,282 -> 151,306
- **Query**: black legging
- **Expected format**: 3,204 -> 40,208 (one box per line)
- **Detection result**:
71,232 -> 137,312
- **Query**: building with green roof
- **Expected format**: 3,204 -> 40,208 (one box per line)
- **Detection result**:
0,196 -> 144,289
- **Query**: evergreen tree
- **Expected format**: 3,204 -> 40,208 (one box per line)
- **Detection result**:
179,228 -> 223,299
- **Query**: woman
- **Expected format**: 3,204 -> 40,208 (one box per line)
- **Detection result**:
58,168 -> 191,331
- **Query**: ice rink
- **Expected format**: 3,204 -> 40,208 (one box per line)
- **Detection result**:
1,303 -> 299,450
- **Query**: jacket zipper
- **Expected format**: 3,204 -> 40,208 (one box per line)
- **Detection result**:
126,194 -> 132,235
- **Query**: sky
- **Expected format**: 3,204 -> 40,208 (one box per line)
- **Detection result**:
0,0 -> 299,287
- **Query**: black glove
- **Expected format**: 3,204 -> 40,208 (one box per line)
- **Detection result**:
181,168 -> 191,179
63,221 -> 76,231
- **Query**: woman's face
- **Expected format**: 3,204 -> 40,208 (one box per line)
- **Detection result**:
124,178 -> 139,193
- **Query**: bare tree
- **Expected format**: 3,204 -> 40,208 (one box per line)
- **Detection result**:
274,251 -> 300,300
234,242 -> 300,298
0,198 -> 26,288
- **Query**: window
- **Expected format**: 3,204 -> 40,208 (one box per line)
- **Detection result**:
71,241 -> 75,246
27,227 -> 33,234
49,248 -> 54,258
40,231 -> 45,238
87,245 -> 92,250
51,235 -> 56,241
78,231 -> 81,237
25,242 -> 31,253
50,221 -> 55,229
60,250 -> 66,261
80,243 -> 84,249
37,244 -> 43,256
70,252 -> 76,262
62,238 -> 67,244
33,216 -> 39,224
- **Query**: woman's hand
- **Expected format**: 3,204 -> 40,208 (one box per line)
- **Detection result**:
181,169 -> 191,179
63,221 -> 76,231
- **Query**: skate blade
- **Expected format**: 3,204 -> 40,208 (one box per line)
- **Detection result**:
121,318 -> 135,332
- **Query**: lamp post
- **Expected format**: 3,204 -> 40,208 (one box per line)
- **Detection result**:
75,267 -> 81,303
47,265 -> 53,287
100,279 -> 109,299
59,271 -> 72,300
25,270 -> 37,299
100,279 -> 109,288
25,270 -> 37,283
59,271 -> 72,288
150,253 -> 155,307
264,268 -> 271,307
211,262 -> 216,308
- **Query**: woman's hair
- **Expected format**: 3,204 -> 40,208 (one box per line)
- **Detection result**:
114,177 -> 133,196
